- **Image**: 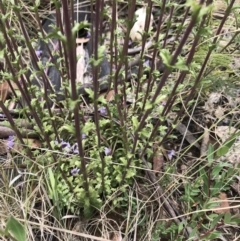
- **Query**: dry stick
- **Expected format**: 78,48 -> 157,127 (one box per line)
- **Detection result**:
142,156 -> 193,239
127,40 -> 154,54
61,0 -> 89,197
201,128 -> 210,156
0,101 -> 34,160
92,0 -> 105,193
166,90 -> 202,151
168,120 -> 201,149
0,126 -> 38,139
0,126 -> 15,138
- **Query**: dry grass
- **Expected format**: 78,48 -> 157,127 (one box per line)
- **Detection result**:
0,0 -> 240,240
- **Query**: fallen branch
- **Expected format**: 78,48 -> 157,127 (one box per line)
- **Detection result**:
0,126 -> 39,139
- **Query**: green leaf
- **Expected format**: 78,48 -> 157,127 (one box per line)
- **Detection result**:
211,182 -> 224,196
132,116 -> 139,131
175,57 -> 188,71
212,165 -> 222,178
229,216 -> 240,225
82,121 -> 95,133
209,214 -> 223,229
68,99 -> 80,111
189,227 -> 197,240
144,100 -> 153,111
58,124 -> 75,134
199,4 -> 213,18
207,144 -> 214,162
204,231 -> 222,240
1,12 -> 11,22
159,49 -> 172,67
126,168 -> 136,178
71,21 -> 89,36
224,213 -> 232,224
84,88 -> 94,99
34,0 -> 40,9
97,94 -> 107,104
200,168 -> 209,196
216,146 -> 229,157
47,29 -> 66,43
0,49 -> 4,58
119,157 -> 127,165
205,199 -> 220,210
178,222 -> 184,233
6,216 -> 26,241
48,168 -> 56,190
98,45 -> 106,58
216,133 -> 238,157
186,0 -> 201,12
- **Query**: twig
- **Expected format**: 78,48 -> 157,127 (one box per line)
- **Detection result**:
127,40 -> 154,54
142,156 -> 194,239
0,126 -> 39,139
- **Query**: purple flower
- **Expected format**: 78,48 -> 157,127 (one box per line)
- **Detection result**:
82,133 -> 87,140
0,113 -> 5,118
71,143 -> 79,154
98,106 -> 107,115
60,140 -> 71,152
167,150 -> 175,160
7,135 -> 14,150
35,50 -> 42,58
104,147 -> 112,156
161,101 -> 167,106
71,167 -> 80,176
144,59 -> 150,67
55,139 -> 71,153
60,140 -> 71,148
86,32 -> 91,38
128,40 -> 132,46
